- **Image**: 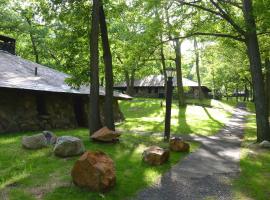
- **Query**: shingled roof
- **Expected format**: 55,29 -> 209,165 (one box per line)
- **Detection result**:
0,51 -> 132,100
114,74 -> 210,91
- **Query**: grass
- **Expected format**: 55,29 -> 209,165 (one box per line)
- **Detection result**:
0,130 -> 199,200
117,98 -> 235,136
0,98 -> 236,200
233,108 -> 270,200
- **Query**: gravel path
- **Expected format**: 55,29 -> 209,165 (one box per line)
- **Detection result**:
133,104 -> 248,200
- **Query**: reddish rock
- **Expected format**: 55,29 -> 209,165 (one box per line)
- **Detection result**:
71,151 -> 116,191
170,137 -> 190,152
142,146 -> 170,166
90,127 -> 121,142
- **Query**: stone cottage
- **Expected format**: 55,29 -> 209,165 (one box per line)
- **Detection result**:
114,75 -> 211,98
0,36 -> 132,133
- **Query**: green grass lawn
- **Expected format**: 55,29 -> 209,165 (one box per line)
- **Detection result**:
0,98 -> 235,200
233,112 -> 270,200
0,130 -> 199,200
117,98 -> 234,136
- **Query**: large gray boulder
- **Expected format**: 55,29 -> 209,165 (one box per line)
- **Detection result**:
259,140 -> 270,149
54,136 -> 85,157
22,133 -> 47,150
42,130 -> 57,145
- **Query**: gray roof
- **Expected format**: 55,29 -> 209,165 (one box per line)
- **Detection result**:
114,74 -> 209,89
0,51 -> 132,99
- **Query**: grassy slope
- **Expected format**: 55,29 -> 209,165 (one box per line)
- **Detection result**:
0,98 -> 235,200
233,104 -> 270,200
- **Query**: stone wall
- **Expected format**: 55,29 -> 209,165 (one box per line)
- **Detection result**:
0,88 -> 125,133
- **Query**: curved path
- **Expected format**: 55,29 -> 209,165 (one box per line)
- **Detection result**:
133,104 -> 248,200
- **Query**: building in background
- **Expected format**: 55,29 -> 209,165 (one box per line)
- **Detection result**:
114,75 -> 211,98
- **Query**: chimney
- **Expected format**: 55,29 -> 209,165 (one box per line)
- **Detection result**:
0,35 -> 16,55
35,67 -> 38,76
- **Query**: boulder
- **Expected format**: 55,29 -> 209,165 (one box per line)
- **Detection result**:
91,127 -> 121,142
22,133 -> 47,150
42,130 -> 57,145
169,137 -> 190,152
142,146 -> 169,166
54,136 -> 85,157
259,140 -> 270,149
71,151 -> 116,191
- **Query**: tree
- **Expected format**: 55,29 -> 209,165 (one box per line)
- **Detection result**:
194,37 -> 203,100
89,0 -> 102,135
99,2 -> 115,130
177,0 -> 270,142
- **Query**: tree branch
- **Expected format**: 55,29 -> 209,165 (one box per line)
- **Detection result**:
209,0 -> 246,35
169,32 -> 245,42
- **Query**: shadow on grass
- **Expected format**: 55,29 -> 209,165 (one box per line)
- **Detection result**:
202,106 -> 223,127
174,105 -> 192,134
0,129 -> 197,200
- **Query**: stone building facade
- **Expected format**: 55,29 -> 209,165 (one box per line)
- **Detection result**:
0,36 -> 131,134
0,88 -> 125,133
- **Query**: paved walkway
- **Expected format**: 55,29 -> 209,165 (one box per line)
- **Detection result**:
133,104 -> 248,200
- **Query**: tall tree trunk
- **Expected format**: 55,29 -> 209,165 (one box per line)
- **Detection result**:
212,69 -> 216,99
194,38 -> 204,100
160,43 -> 167,95
124,70 -> 130,92
243,0 -> 270,141
236,85 -> 239,102
244,84 -> 249,102
174,38 -> 185,106
126,69 -> 135,96
25,17 -> 39,64
99,3 -> 115,130
225,85 -> 229,101
265,57 -> 270,118
89,0 -> 102,135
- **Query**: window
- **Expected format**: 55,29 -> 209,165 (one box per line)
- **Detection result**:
155,88 -> 158,93
148,88 -> 152,94
36,95 -> 47,115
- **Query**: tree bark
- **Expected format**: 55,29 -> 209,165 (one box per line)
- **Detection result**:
160,43 -> 167,95
25,17 -> 39,64
174,38 -> 185,106
99,3 -> 115,130
126,69 -> 135,96
89,0 -> 102,135
243,0 -> 270,141
265,57 -> 270,118
194,38 -> 204,100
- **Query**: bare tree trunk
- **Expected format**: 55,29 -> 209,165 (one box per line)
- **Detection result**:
160,43 -> 167,95
265,57 -> 270,118
243,0 -> 270,141
236,85 -> 239,102
89,0 -> 102,135
174,38 -> 185,106
244,84 -> 249,102
212,69 -> 216,99
99,3 -> 115,130
126,69 -> 135,96
25,17 -> 39,64
194,38 -> 204,100
124,70 -> 130,92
